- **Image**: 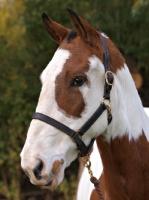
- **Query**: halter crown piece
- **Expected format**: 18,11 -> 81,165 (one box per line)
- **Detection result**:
32,32 -> 114,157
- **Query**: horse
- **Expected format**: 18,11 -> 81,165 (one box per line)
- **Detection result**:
20,8 -> 149,200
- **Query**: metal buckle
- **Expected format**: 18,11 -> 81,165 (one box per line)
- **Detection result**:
105,71 -> 114,86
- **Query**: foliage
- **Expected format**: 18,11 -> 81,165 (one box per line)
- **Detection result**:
0,0 -> 149,199
0,1 -> 27,199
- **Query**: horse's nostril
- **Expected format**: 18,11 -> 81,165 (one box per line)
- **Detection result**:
33,160 -> 43,180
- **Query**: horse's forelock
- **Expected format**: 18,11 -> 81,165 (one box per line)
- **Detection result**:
67,29 -> 78,43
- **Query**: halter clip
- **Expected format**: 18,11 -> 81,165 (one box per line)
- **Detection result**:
80,156 -> 93,178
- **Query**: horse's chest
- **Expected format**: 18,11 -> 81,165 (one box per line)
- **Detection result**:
94,134 -> 149,200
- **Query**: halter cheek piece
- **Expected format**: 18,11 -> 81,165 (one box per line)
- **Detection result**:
32,33 -> 114,157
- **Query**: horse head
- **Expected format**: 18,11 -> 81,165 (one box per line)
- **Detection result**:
20,8 -> 126,189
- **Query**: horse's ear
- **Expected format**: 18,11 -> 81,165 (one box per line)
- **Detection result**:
42,13 -> 69,44
67,8 -> 99,47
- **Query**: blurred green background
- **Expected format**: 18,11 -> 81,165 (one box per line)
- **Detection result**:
0,0 -> 149,199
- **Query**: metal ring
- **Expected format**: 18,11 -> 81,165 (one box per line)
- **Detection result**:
105,71 -> 114,86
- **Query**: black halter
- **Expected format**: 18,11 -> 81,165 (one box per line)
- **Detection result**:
32,33 -> 114,157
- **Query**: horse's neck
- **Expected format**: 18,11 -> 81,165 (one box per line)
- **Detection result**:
95,64 -> 149,199
106,64 -> 149,142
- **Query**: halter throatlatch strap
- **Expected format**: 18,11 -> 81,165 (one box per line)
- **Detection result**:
32,33 -> 114,157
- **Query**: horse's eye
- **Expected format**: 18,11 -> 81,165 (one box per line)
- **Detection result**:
70,76 -> 86,87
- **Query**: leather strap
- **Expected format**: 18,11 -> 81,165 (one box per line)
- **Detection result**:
100,34 -> 110,72
79,103 -> 107,136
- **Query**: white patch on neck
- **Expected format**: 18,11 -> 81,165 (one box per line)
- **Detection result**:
106,64 -> 149,141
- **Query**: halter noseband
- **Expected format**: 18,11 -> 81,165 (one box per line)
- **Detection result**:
32,32 -> 114,157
